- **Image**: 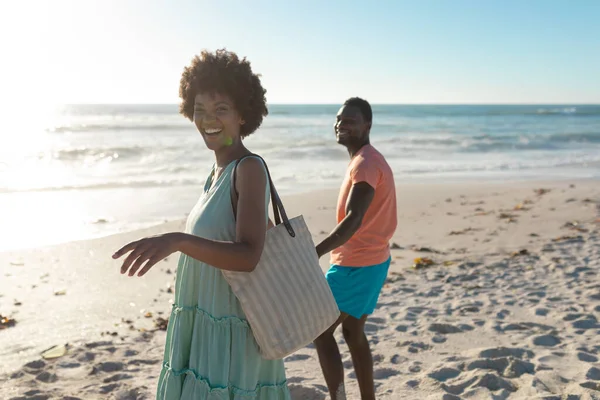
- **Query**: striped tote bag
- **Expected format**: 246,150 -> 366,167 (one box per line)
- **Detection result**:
222,154 -> 340,360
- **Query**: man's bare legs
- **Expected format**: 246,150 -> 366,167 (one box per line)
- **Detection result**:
314,313 -> 348,400
315,313 -> 375,400
342,315 -> 374,400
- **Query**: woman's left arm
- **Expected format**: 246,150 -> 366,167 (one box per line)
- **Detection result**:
114,157 -> 268,277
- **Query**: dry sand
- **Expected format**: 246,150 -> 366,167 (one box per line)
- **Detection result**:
1,180 -> 599,399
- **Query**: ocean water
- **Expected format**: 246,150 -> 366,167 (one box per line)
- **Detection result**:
1,104 -> 599,251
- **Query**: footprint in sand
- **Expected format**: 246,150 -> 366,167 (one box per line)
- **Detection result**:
77,351 -> 96,362
391,354 -> 407,365
586,367 -> 600,380
532,334 -> 562,347
571,316 -> 599,330
537,353 -> 567,371
403,312 -> 418,322
580,381 -> 600,392
405,379 -> 420,388
312,384 -> 328,392
114,387 -> 150,400
535,308 -> 550,316
372,368 -> 400,380
457,302 -> 483,314
496,309 -> 511,320
288,384 -> 326,400
436,394 -> 460,400
57,361 -> 81,369
441,372 -> 517,395
428,367 -> 461,382
92,361 -> 125,374
406,306 -> 428,314
578,352 -> 599,363
99,383 -> 120,394
10,370 -> 25,379
127,359 -> 160,366
103,346 -> 118,354
428,323 -> 463,334
426,309 -> 440,318
285,354 -> 311,362
527,290 -> 547,299
364,323 -> 380,333
467,356 -> 535,378
368,317 -> 387,324
24,360 -> 46,370
103,373 -> 133,383
35,371 -> 58,383
399,341 -> 432,354
497,322 -> 554,333
372,353 -> 385,364
13,389 -> 53,400
432,335 -> 447,344
408,362 -> 422,373
480,347 -> 535,359
85,340 -> 114,349
530,370 -> 570,394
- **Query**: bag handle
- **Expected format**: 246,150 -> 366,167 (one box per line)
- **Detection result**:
230,154 -> 296,238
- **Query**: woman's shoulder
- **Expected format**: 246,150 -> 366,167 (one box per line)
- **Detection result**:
236,154 -> 268,176
234,154 -> 269,190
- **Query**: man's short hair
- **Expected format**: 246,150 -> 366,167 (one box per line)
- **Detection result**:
343,97 -> 372,124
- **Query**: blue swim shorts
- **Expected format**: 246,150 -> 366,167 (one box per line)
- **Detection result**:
325,257 -> 391,319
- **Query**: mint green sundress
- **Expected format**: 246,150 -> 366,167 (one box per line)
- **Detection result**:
157,159 -> 291,399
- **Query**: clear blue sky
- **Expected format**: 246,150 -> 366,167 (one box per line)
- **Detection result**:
2,0 -> 599,104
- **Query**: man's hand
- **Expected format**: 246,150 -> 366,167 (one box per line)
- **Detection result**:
315,182 -> 374,258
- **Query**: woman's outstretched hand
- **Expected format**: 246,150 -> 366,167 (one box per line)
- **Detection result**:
113,233 -> 181,277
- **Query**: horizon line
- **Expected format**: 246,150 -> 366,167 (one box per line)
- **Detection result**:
54,102 -> 600,106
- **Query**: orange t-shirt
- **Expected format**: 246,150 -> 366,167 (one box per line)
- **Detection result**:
330,144 -> 397,267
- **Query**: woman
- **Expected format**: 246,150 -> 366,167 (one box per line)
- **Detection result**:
113,49 -> 290,399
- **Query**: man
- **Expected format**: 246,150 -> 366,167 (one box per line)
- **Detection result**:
314,97 -> 397,400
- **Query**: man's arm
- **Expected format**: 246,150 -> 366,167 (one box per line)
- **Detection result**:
316,182 -> 375,258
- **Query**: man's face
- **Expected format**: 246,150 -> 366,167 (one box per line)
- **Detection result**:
334,105 -> 370,147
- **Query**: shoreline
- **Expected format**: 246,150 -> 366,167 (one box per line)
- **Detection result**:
1,179 -> 599,398
2,176 -> 598,253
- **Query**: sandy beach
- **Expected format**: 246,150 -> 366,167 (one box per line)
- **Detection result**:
1,179 -> 599,399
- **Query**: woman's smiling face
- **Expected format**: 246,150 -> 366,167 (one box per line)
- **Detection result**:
193,92 -> 244,151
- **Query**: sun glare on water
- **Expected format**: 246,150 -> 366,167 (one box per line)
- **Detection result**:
0,105 -> 91,250
1,106 -> 77,191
